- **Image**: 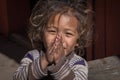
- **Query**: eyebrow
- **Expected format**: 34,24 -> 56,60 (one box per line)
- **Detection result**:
64,26 -> 77,32
65,29 -> 76,33
47,25 -> 77,33
47,25 -> 57,28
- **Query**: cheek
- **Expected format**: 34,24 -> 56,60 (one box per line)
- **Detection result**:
44,34 -> 55,49
65,38 -> 78,53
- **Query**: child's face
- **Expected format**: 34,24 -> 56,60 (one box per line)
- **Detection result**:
43,14 -> 79,56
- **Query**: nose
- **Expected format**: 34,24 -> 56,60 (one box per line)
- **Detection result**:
56,33 -> 66,48
55,33 -> 62,42
55,34 -> 61,41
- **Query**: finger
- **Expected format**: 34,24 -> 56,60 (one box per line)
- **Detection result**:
46,54 -> 53,63
53,44 -> 64,64
46,35 -> 62,63
48,38 -> 57,55
48,45 -> 55,55
51,35 -> 61,53
49,35 -> 61,55
54,39 -> 64,58
59,38 -> 65,54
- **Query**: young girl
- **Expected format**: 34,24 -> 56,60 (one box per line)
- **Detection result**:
13,0 -> 91,80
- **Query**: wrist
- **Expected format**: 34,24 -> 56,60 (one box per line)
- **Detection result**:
47,56 -> 67,73
41,53 -> 49,71
48,58 -> 71,80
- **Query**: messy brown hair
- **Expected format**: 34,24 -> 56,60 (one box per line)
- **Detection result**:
28,0 -> 92,56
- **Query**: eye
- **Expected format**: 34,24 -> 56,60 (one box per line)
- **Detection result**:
65,32 -> 73,37
48,30 -> 56,32
47,29 -> 57,35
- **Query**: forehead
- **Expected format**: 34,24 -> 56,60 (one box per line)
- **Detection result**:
48,13 -> 78,27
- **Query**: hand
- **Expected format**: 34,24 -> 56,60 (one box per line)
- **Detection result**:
53,36 -> 65,64
46,35 -> 65,64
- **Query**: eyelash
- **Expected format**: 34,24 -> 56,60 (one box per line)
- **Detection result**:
47,29 -> 74,36
66,32 -> 72,35
48,30 -> 56,32
66,32 -> 73,36
47,30 -> 56,34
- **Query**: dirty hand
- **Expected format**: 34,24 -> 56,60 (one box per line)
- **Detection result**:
46,35 -> 65,64
53,35 -> 65,64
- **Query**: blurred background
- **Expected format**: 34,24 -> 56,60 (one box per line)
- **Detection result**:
0,0 -> 120,80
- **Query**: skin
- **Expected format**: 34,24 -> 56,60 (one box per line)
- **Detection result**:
41,13 -> 79,70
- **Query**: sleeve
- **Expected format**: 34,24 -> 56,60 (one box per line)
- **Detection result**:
47,56 -> 72,80
47,56 -> 88,80
13,50 -> 47,80
71,59 -> 88,80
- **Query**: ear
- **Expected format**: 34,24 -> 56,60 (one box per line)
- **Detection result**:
75,37 -> 79,48
74,43 -> 79,50
75,43 -> 79,47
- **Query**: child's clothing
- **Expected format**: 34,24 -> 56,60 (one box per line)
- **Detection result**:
13,49 -> 88,80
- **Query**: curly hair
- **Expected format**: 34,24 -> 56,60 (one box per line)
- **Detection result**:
28,0 -> 92,56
